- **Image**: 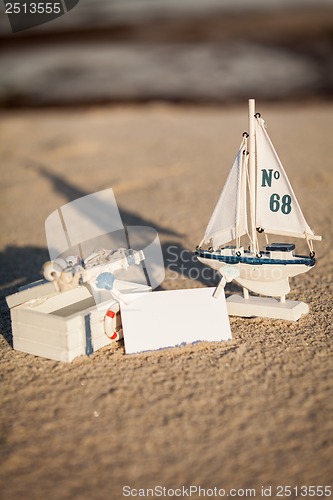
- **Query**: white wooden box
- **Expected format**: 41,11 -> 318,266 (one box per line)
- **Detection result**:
6,280 -> 150,362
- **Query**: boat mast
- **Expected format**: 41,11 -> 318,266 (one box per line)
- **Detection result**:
248,98 -> 257,254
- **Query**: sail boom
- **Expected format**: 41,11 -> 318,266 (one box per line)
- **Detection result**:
262,228 -> 322,241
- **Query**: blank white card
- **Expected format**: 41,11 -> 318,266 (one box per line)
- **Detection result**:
121,287 -> 231,354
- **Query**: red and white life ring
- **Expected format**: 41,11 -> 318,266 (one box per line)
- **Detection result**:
104,306 -> 123,342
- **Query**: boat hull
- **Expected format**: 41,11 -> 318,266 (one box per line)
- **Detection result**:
196,249 -> 315,297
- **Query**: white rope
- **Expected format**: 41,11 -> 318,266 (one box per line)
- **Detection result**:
245,154 -> 259,254
235,137 -> 247,252
305,233 -> 314,254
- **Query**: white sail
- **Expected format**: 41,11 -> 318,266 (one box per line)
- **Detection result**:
255,117 -> 315,239
204,140 -> 248,249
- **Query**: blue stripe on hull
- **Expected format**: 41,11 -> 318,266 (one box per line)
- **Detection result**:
195,250 -> 315,267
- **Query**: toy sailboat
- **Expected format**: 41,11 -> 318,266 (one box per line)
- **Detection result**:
195,99 -> 321,320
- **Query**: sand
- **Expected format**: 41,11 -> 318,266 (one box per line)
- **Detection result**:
0,103 -> 332,499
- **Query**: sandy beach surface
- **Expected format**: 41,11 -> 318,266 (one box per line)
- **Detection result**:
0,103 -> 332,499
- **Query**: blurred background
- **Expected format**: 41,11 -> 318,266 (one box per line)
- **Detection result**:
0,0 -> 332,107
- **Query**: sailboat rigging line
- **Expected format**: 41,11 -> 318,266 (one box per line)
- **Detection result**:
245,156 -> 259,254
306,233 -> 315,256
236,139 -> 248,251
